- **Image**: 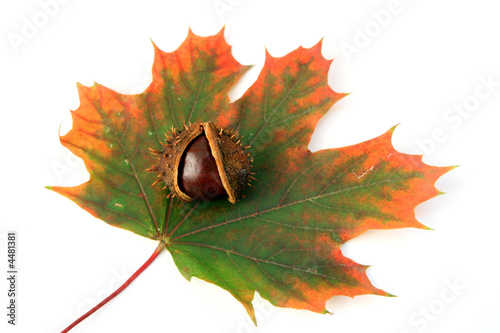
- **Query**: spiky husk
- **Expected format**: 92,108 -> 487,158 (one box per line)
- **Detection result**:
147,121 -> 253,204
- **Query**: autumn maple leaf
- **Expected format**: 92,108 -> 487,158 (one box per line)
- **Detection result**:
47,28 -> 452,331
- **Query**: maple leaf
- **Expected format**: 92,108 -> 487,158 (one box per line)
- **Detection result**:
47,28 -> 452,328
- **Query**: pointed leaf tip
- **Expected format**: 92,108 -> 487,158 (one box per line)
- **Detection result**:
241,301 -> 257,326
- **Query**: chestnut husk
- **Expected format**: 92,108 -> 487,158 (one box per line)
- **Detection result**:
148,122 -> 253,204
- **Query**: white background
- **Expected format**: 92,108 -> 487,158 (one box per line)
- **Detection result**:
1,0 -> 499,332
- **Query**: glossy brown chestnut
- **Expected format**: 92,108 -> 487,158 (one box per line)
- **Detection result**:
178,135 -> 226,201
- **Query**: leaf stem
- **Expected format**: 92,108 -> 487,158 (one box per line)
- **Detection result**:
61,242 -> 164,333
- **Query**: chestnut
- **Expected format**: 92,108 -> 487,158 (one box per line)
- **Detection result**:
178,134 -> 226,202
148,122 -> 253,204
